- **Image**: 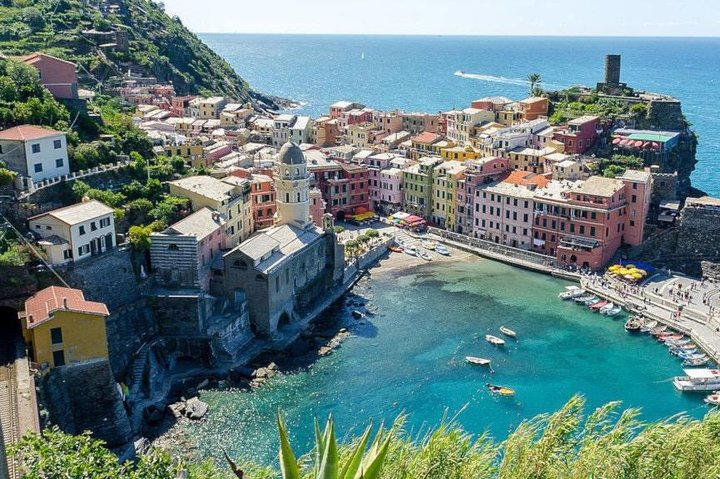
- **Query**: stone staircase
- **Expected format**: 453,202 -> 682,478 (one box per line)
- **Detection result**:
129,346 -> 150,400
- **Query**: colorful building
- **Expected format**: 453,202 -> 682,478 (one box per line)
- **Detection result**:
250,174 -> 277,231
432,161 -> 466,230
518,97 -> 549,121
554,115 -> 600,155
21,286 -> 109,369
321,162 -> 369,219
402,157 -> 444,218
20,52 -> 78,99
456,157 -> 511,235
0,125 -> 70,185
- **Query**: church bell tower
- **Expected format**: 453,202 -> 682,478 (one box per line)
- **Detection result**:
274,142 -> 312,229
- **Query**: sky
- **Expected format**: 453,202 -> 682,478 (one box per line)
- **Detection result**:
160,0 -> 720,37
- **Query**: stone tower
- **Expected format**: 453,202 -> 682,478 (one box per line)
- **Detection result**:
274,142 -> 312,229
604,54 -> 621,86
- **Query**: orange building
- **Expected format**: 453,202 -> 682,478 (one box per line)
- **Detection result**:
519,97 -> 549,121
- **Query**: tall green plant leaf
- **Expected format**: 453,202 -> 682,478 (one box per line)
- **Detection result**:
277,413 -> 301,479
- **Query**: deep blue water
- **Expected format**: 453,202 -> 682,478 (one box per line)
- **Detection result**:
201,34 -> 720,195
182,259 -> 708,465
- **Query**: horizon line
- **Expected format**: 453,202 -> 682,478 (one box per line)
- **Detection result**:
194,32 -> 720,39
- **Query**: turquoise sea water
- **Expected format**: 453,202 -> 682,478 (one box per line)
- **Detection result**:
183,258 -> 707,465
200,34 -> 720,195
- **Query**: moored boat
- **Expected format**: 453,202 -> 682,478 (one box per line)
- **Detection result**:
640,320 -> 658,333
435,244 -> 450,256
486,383 -> 515,397
421,240 -> 437,250
559,286 -> 584,300
465,356 -> 491,366
485,334 -> 505,346
418,250 -> 432,261
583,296 -> 601,306
673,369 -> 720,392
625,317 -> 642,332
574,294 -> 595,303
589,300 -> 609,311
650,325 -> 669,336
405,247 -> 418,256
605,305 -> 623,317
598,302 -> 615,314
659,334 -> 686,343
684,356 -> 710,367
704,391 -> 720,406
499,326 -> 517,338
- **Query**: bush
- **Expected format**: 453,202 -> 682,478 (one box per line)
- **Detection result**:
128,225 -> 152,250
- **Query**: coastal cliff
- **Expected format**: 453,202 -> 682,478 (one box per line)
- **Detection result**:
0,0 -> 282,110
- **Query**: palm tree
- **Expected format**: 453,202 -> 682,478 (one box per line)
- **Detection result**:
527,73 -> 542,95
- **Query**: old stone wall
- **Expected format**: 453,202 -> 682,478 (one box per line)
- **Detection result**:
41,359 -> 132,448
148,293 -> 214,336
647,101 -> 685,131
105,301 -> 156,378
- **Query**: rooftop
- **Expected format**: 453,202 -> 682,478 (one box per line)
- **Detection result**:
574,176 -> 624,198
24,286 -> 108,329
30,199 -> 113,225
617,169 -> 652,182
157,207 -> 224,240
0,124 -> 64,141
412,132 -> 442,144
170,175 -> 236,202
235,224 -> 323,273
503,170 -> 550,188
568,115 -> 600,125
686,196 -> 720,208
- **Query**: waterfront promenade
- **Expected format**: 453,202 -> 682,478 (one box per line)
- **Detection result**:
582,274 -> 720,364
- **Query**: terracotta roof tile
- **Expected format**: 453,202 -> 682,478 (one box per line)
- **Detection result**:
24,286 -> 108,329
0,125 -> 64,141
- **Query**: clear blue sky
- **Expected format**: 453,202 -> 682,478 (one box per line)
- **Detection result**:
160,0 -> 720,36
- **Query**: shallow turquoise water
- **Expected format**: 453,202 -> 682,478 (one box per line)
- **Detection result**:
184,258 -> 707,465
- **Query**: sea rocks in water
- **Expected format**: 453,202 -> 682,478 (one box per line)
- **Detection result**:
168,401 -> 186,419
184,397 -> 209,420
318,346 -> 333,356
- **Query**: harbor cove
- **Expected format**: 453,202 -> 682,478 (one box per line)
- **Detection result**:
170,253 -> 707,465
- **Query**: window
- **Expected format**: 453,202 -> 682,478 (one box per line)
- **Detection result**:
55,158 -> 64,168
34,163 -> 43,173
168,244 -> 179,251
50,327 -> 63,345
90,221 -> 97,231
31,143 -> 41,154
0,144 -> 3,154
79,225 -> 86,235
63,249 -> 72,260
52,350 -> 65,367
54,139 -> 62,149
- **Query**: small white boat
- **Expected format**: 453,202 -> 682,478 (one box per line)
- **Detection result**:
465,356 -> 491,366
419,250 -> 432,261
598,302 -> 615,314
684,356 -> 710,367
485,334 -> 505,346
704,391 -> 720,406
640,320 -> 658,333
574,294 -> 594,303
404,247 -> 418,257
435,245 -> 450,256
421,240 -> 437,251
558,286 -> 584,300
499,326 -> 517,338
605,305 -> 622,317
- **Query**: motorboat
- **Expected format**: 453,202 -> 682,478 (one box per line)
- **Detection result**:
404,247 -> 418,257
435,245 -> 450,256
597,302 -> 614,313
664,338 -> 692,347
418,250 -> 432,261
589,300 -> 609,311
659,334 -> 686,343
668,343 -> 697,351
465,356 -> 491,366
640,320 -> 658,333
625,317 -> 642,332
584,297 -> 602,306
574,294 -> 595,304
673,369 -> 720,392
650,325 -> 669,336
605,305 -> 623,317
704,391 -> 720,406
559,286 -> 584,300
486,383 -> 515,397
684,357 -> 710,367
485,334 -> 505,346
499,326 -> 517,338
421,240 -> 437,251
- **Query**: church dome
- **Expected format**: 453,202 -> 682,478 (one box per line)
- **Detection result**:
278,142 -> 305,165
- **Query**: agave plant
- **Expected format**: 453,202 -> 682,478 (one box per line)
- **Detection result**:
277,413 -> 391,479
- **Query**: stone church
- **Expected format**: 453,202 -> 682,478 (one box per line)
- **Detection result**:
212,142 -> 345,337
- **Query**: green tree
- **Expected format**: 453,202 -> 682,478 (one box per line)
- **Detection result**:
128,225 -> 153,250
527,73 -> 542,96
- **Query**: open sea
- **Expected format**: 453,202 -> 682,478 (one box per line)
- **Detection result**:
201,34 -> 720,195
180,258 -> 708,465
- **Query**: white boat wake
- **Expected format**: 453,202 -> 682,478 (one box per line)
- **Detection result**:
454,70 -> 566,90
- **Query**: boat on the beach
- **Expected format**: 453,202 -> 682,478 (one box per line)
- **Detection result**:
640,320 -> 658,332
486,383 -> 515,397
499,326 -> 517,338
673,368 -> 720,392
418,250 -> 432,261
684,356 -> 710,367
589,300 -> 609,311
704,391 -> 720,406
625,317 -> 642,332
389,245 -> 403,253
421,240 -> 437,251
435,244 -> 450,256
605,305 -> 623,317
404,247 -> 418,257
485,334 -> 506,346
465,356 -> 491,366
559,286 -> 584,300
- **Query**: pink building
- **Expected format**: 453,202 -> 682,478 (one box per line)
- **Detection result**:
376,168 -> 403,213
374,112 -> 404,135
250,174 -> 276,231
20,52 -> 78,100
554,115 -> 600,155
329,101 -> 365,119
532,172 -> 651,270
171,95 -> 196,117
204,142 -> 232,164
471,96 -> 512,112
309,188 -> 326,226
456,157 -> 510,235
473,170 -> 549,248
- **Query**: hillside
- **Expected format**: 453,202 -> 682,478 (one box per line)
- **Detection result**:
0,0 -> 280,109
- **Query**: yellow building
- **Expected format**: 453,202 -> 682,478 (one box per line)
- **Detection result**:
431,161 -> 466,230
164,144 -> 204,168
441,146 -> 482,162
21,286 -> 109,368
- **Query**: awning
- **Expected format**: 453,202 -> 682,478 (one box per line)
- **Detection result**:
612,137 -> 622,145
391,212 -> 411,220
403,215 -> 423,224
533,238 -> 545,246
